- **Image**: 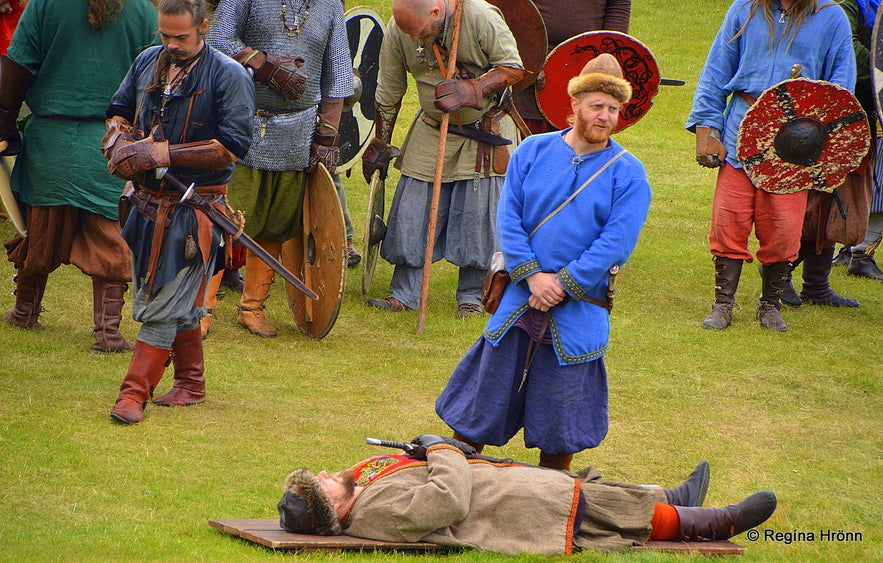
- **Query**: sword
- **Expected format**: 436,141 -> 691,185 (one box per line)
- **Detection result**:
143,169 -> 318,300
366,437 -> 520,465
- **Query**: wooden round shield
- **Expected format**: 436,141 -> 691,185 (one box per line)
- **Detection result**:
337,6 -> 385,173
282,164 -> 346,339
737,78 -> 869,194
484,0 -> 548,92
361,170 -> 386,295
536,31 -> 660,132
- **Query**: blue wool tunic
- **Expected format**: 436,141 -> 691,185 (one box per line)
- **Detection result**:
685,0 -> 855,168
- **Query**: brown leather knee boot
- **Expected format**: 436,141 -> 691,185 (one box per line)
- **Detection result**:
153,327 -> 205,406
92,278 -> 135,353
200,270 -> 224,339
238,243 -> 282,337
3,272 -> 48,329
702,256 -> 742,330
452,431 -> 484,454
110,341 -> 171,424
673,490 -> 777,541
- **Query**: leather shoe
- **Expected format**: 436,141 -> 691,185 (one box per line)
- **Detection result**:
664,461 -> 709,507
366,296 -> 411,311
832,246 -> 851,267
347,240 -> 362,269
847,253 -> 883,281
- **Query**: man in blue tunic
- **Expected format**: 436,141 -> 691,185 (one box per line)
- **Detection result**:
436,54 -> 652,471
104,0 -> 254,424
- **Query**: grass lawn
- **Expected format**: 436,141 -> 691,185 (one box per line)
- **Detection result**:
0,1 -> 880,561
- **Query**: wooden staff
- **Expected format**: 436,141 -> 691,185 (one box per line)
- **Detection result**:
416,0 -> 465,334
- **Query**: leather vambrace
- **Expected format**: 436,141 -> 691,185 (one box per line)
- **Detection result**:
0,55 -> 35,155
234,47 -> 307,102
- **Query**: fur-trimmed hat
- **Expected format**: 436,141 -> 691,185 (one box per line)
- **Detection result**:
277,469 -> 342,535
566,53 -> 632,104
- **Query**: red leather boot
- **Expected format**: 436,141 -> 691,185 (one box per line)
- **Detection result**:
153,327 -> 206,406
110,341 -> 171,424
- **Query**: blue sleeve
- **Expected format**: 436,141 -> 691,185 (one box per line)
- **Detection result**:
497,138 -> 542,283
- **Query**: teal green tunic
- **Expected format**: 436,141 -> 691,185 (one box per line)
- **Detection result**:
7,0 -> 157,219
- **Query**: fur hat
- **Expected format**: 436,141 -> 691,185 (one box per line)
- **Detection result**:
277,469 -> 342,535
566,53 -> 632,104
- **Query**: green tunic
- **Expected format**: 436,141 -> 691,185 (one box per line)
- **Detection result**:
376,0 -> 523,182
7,0 -> 157,219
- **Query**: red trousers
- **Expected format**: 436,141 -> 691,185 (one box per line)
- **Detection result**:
709,164 -> 807,264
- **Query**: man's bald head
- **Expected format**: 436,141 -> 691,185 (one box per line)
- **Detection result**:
393,0 -> 448,42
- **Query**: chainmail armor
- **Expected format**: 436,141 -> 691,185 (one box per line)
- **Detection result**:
207,0 -> 353,170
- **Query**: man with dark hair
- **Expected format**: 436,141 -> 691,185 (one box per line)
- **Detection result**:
276,436 -> 777,555
362,0 -> 527,318
104,0 -> 254,424
1,0 -> 157,352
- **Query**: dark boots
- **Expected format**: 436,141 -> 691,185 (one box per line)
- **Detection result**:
799,246 -> 859,307
3,272 -> 48,329
674,490 -> 777,541
92,278 -> 135,353
664,461 -> 710,507
702,256 -> 742,330
757,261 -> 790,332
847,251 -> 883,281
110,341 -> 171,424
153,327 -> 206,406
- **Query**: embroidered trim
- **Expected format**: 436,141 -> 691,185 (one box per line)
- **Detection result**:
510,259 -> 540,282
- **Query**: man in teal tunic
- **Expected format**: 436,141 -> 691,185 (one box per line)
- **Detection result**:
0,0 -> 158,352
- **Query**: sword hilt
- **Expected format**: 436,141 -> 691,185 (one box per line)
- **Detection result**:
366,438 -> 416,453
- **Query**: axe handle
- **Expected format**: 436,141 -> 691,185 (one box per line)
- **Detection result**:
417,0 -> 465,334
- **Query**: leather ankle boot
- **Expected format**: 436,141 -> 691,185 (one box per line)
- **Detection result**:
674,490 -> 777,541
702,256 -> 742,330
539,451 -> 573,472
799,246 -> 859,307
847,252 -> 883,281
757,261 -> 789,331
110,341 -> 171,424
200,271 -> 224,339
92,278 -> 135,353
664,460 -> 710,507
3,272 -> 48,329
452,431 -> 484,454
154,327 -> 205,406
237,245 -> 281,337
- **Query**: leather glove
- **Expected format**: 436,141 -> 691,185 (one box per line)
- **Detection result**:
308,133 -> 340,174
0,114 -> 21,156
434,78 -> 484,112
236,48 -> 308,102
253,52 -> 308,102
361,137 -> 400,184
108,137 -> 170,180
407,434 -> 477,461
695,126 -> 727,168
101,117 -> 135,160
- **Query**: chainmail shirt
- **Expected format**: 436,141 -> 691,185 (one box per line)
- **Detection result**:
207,0 -> 353,170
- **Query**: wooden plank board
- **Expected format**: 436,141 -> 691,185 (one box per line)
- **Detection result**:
210,519 -> 746,555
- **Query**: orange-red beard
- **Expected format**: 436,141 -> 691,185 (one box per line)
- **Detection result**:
573,112 -> 615,145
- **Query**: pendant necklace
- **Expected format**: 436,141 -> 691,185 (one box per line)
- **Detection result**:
281,0 -> 311,37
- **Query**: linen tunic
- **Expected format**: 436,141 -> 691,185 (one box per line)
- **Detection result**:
485,131 -> 651,365
8,0 -> 157,220
342,446 -> 654,555
377,0 -> 523,182
685,0 -> 855,168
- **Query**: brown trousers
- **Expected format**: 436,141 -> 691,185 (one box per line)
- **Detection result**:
5,204 -> 131,280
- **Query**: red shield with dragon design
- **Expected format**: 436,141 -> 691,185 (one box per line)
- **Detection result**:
737,78 -> 869,194
536,31 -> 659,132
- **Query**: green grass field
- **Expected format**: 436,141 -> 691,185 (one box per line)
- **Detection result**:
0,1 -> 880,561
